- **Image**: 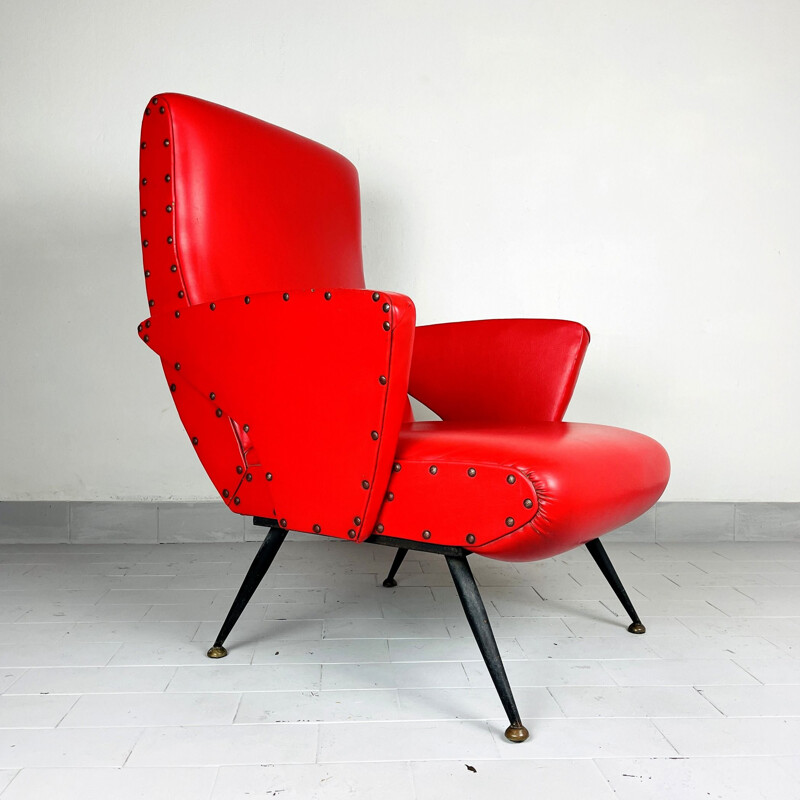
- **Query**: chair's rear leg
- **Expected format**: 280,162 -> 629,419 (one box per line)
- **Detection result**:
207,526 -> 288,658
382,548 -> 408,588
446,553 -> 529,743
585,538 -> 646,634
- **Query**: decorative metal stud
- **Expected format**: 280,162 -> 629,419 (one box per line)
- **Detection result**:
143,335 -> 149,343
244,296 -> 250,304
280,518 -> 287,528
141,209 -> 147,216
140,142 -> 147,149
347,530 -> 357,539
167,236 -> 173,244
313,524 -> 321,533
170,383 -> 176,392
209,392 -> 216,400
233,497 -> 240,505
382,302 -> 390,312
375,523 -> 384,533
210,303 -> 216,310
282,293 -> 289,301
174,310 -> 180,318
505,517 -> 515,527
371,431 -> 379,440
353,516 -> 362,525
141,178 -> 147,185
393,463 -> 401,472
266,472 -> 273,481
324,291 -> 331,300
166,205 -> 173,212
144,270 -> 150,278
383,321 -> 391,331
174,362 -> 181,370
216,409 -> 223,417
192,437 -> 198,445
177,291 -> 184,298
466,534 -> 476,544
222,489 -> 229,497
145,320 -> 151,328
507,474 -> 516,484
142,240 -> 149,247
245,473 -> 252,482
163,139 -> 170,146
149,299 -> 155,307
422,530 -> 431,540
159,106 -> 165,114
152,97 -> 158,104
138,324 -> 143,332
170,264 -> 177,272
236,465 -> 243,474
243,424 -> 250,433
467,468 -> 476,477
386,492 -> 394,501
145,108 -> 151,116
379,375 -> 387,385
523,498 -> 533,509
361,480 -> 370,489
165,174 -> 171,182
429,465 -> 438,475
372,292 -> 380,301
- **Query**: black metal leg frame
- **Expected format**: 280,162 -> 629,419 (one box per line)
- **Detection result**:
208,520 -> 529,742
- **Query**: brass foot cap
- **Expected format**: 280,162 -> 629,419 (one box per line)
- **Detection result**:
207,645 -> 228,659
628,621 -> 646,635
382,578 -> 397,588
504,724 -> 530,743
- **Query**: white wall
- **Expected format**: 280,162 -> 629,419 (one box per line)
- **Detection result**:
1,0 -> 798,502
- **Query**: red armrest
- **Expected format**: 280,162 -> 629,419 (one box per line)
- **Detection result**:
408,319 -> 590,423
139,288 -> 415,541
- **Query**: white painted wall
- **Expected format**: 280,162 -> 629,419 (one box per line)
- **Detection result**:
1,0 -> 798,502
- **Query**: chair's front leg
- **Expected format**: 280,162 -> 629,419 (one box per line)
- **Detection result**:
446,553 -> 529,743
207,525 -> 288,658
382,548 -> 408,587
585,538 -> 646,634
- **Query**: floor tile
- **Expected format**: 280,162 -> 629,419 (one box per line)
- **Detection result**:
211,762 -> 413,800
655,717 -> 800,756
0,770 -> 16,794
602,659 -> 760,686
412,758 -> 614,798
463,659 -> 617,687
166,664 -> 321,693
0,728 -> 142,768
108,642 -> 254,667
193,619 -> 323,644
516,635 -> 661,660
549,686 -> 720,718
127,724 -> 317,767
317,720 -> 499,762
252,638 -> 389,664
0,642 -> 121,668
0,694 -> 78,728
397,687 -> 564,720
0,670 -> 24,693
321,662 -> 470,691
388,637 -> 524,662
4,666 -> 175,695
732,657 -> 800,684
59,691 -> 241,727
235,689 -> 401,723
697,684 -> 800,716
643,634 -> 783,660
596,756 -> 793,799
323,618 -> 449,639
0,767 -> 216,800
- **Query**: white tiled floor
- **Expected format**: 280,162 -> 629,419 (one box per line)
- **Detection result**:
1,539 -> 799,798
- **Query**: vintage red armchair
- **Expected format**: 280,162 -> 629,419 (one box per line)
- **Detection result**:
137,93 -> 670,742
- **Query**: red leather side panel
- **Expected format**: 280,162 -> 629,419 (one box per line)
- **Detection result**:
139,289 -> 415,541
409,319 -> 590,423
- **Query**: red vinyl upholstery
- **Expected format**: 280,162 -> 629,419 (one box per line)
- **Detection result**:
137,92 -> 669,562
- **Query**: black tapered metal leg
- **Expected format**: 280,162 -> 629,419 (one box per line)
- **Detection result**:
382,548 -> 408,588
446,553 -> 529,743
207,526 -> 288,658
585,538 -> 646,634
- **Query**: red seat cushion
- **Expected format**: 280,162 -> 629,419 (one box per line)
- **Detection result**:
375,421 -> 670,561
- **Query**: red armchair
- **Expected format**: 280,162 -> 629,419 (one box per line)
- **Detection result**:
137,93 -> 670,742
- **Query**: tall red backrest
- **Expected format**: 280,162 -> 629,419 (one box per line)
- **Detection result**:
139,93 -> 366,508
